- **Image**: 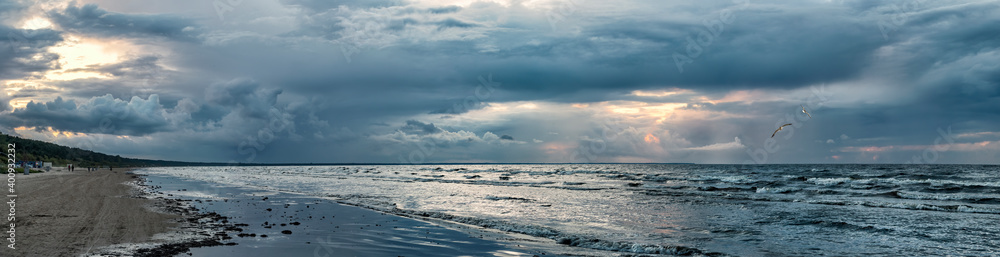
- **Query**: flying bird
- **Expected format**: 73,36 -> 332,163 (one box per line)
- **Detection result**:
801,105 -> 811,119
772,123 -> 793,138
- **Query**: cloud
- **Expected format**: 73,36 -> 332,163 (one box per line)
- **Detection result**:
0,26 -> 63,80
47,3 -> 200,41
435,18 -> 478,30
0,0 -> 27,20
686,137 -> 743,151
0,0 -> 998,164
66,55 -> 165,78
2,94 -> 173,136
402,120 -> 443,134
428,6 -> 461,14
280,0 -> 406,12
205,78 -> 282,119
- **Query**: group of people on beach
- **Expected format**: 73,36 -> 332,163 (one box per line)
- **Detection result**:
67,164 -> 110,172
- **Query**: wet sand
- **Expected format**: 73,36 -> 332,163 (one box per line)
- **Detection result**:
9,168 -> 179,257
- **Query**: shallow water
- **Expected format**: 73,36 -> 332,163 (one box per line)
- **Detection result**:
138,164 -> 1000,256
142,174 -> 572,256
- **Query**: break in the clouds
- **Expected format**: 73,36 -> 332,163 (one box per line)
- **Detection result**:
0,0 -> 998,164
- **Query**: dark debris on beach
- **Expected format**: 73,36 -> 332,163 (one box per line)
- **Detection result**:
126,175 -> 243,256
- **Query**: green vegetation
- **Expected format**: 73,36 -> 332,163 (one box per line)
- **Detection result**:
0,133 -> 201,167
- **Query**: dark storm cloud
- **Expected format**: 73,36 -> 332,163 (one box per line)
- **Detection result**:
897,2 -> 1000,100
47,3 -> 200,41
428,6 -> 461,14
1,95 -> 172,136
435,18 -> 478,30
66,55 -> 164,78
48,78 -> 154,100
243,0 -> 892,112
402,120 -> 443,134
0,0 -> 25,15
0,26 -> 62,80
436,5 -> 884,97
205,78 -> 282,119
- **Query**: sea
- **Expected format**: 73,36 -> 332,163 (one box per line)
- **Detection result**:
136,164 -> 1000,256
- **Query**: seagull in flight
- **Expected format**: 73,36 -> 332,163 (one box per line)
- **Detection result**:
772,123 -> 793,138
801,105 -> 811,119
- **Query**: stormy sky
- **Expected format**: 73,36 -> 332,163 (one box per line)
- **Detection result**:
0,0 -> 997,164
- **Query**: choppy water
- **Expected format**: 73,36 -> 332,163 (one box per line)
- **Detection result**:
139,164 -> 1000,256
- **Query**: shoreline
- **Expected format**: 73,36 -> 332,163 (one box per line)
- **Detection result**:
9,168 -> 240,257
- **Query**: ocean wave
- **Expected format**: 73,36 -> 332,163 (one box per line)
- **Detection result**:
755,187 -> 799,194
876,178 -> 1000,189
891,191 -> 1000,204
696,175 -> 754,184
802,199 -> 1000,214
373,205 -> 723,256
789,219 -> 894,234
138,165 -> 1000,256
307,191 -> 726,256
806,177 -> 852,186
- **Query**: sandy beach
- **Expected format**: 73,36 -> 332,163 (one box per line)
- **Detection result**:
9,168 -> 179,257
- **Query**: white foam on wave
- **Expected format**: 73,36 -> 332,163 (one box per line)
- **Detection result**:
877,178 -> 1000,188
894,191 -> 999,202
698,175 -> 753,184
755,187 -> 798,194
803,199 -> 1000,214
806,177 -> 852,186
173,191 -> 224,199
